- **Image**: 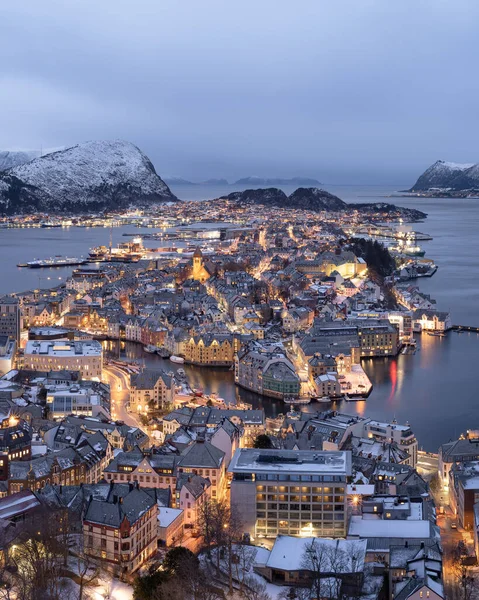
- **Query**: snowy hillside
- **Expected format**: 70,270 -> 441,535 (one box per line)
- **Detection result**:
0,140 -> 178,215
0,150 -> 41,172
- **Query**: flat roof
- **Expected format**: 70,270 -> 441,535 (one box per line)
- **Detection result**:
348,515 -> 431,539
229,448 -> 351,475
25,340 -> 102,358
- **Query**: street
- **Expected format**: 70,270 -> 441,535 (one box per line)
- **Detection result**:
103,365 -> 144,430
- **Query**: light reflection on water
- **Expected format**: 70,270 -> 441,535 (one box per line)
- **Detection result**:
104,331 -> 479,452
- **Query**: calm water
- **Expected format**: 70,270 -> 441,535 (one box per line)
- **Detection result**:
1,184 -> 478,451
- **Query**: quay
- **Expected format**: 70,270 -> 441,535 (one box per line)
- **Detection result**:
452,324 -> 479,333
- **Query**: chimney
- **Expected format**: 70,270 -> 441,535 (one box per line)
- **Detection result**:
113,494 -> 118,504
59,485 -> 62,495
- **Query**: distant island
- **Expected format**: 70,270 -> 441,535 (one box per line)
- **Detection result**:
164,175 -> 322,186
219,187 -> 426,221
405,160 -> 479,197
233,176 -> 322,186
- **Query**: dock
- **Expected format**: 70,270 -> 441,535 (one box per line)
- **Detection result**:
452,325 -> 479,333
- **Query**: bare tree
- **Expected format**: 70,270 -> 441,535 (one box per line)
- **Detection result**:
452,542 -> 478,600
75,538 -> 99,600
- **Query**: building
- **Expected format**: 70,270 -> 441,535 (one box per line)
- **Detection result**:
183,333 -> 235,367
178,440 -> 226,501
229,448 -> 351,539
24,340 -> 103,380
0,296 -> 21,344
175,473 -> 211,530
129,369 -> 175,415
412,309 -> 451,332
439,432 -> 479,487
157,506 -> 184,546
0,335 -> 16,375
235,346 -> 300,399
255,535 -> 366,595
46,385 -> 110,419
83,483 -> 158,574
0,413 -> 32,462
449,461 -> 479,529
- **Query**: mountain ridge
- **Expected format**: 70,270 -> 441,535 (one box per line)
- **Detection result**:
219,187 -> 426,219
0,140 -> 177,215
409,159 -> 479,192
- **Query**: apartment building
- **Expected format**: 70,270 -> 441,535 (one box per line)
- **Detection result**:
0,296 -> 21,344
230,449 -> 351,539
83,484 -> 158,574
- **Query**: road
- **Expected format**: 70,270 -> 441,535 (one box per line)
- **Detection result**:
416,450 -> 439,478
103,365 -> 144,431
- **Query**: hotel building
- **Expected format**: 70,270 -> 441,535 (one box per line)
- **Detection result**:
24,340 -> 103,380
229,449 -> 351,539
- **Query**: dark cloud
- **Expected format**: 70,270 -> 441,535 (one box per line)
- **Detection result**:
1,0 -> 478,183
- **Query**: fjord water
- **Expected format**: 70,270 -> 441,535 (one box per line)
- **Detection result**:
1,184 -> 478,451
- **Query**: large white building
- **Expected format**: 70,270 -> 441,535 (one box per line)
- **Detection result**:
229,449 -> 351,540
24,340 -> 103,380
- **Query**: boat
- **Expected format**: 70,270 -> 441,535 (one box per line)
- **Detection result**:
144,345 -> 157,353
41,221 -> 62,228
193,388 -> 204,397
426,330 -> 446,337
157,348 -> 171,358
89,237 -> 145,263
22,256 -> 88,268
170,355 -> 185,364
283,397 -> 311,405
316,396 -> 332,403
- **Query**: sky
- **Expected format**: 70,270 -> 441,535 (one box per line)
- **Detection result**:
1,0 -> 478,185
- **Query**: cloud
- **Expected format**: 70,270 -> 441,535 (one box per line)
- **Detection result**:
1,0 -> 478,183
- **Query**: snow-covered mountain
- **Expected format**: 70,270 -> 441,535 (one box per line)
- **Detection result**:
409,160 -> 479,191
0,150 -> 42,172
0,140 -> 177,214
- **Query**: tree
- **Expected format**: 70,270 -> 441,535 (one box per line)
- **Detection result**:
253,434 -> 273,449
162,546 -> 198,576
75,537 -> 99,600
452,541 -> 477,600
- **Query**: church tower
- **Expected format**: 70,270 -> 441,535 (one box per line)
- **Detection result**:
192,247 -> 205,281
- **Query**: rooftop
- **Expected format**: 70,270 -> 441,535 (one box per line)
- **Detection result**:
229,448 -> 351,475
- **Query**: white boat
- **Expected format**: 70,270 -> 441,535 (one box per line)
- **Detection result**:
170,355 -> 185,364
284,397 -> 311,405
144,345 -> 157,353
316,396 -> 332,403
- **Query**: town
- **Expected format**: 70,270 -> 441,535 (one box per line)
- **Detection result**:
0,199 -> 466,600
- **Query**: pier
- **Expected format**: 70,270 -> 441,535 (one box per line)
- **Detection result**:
452,325 -> 479,333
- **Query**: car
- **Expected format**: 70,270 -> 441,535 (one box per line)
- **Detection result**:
451,522 -> 457,529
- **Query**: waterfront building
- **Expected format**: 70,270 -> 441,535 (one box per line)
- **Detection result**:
23,340 -> 103,380
129,369 -> 174,414
235,345 -> 301,399
229,448 -> 351,539
182,332 -> 235,366
412,309 -> 451,332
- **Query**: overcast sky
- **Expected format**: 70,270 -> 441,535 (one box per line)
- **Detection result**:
1,0 -> 478,184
